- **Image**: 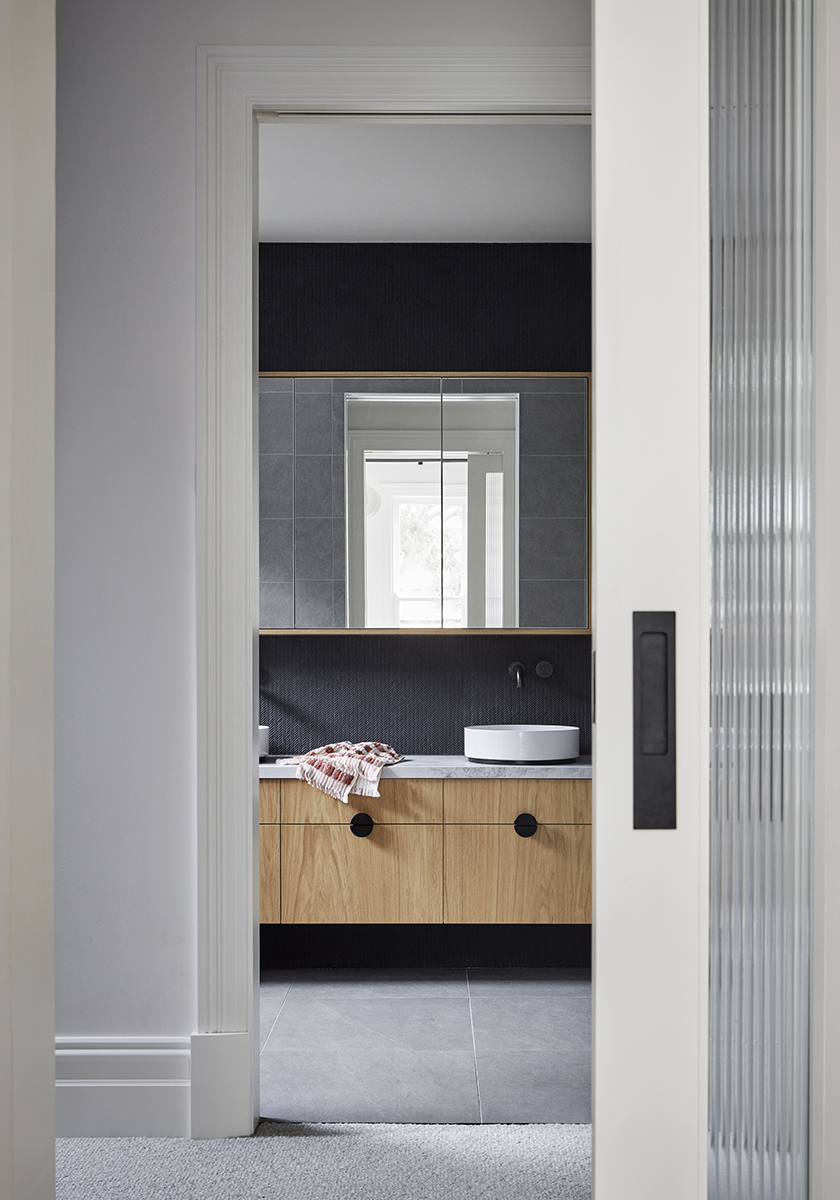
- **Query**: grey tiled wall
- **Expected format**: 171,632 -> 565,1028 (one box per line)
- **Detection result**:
259,376 -> 589,630
454,376 -> 589,630
259,377 -> 294,628
259,376 -> 345,629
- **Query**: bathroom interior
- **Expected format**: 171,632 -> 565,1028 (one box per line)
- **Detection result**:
256,117 -> 592,1124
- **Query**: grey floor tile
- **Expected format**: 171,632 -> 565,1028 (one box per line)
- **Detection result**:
261,969 -> 297,990
476,1050 -> 591,1123
291,968 -> 469,999
469,995 -> 591,1053
260,998 -> 284,1052
260,975 -> 296,1051
259,1048 -> 480,1123
263,996 -> 474,1054
468,968 -> 592,996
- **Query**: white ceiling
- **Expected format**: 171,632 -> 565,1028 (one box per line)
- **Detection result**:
258,122 -> 591,243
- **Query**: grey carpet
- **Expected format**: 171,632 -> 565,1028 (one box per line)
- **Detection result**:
57,1121 -> 592,1199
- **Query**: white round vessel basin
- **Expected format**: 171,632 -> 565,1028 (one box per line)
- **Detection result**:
464,724 -> 579,764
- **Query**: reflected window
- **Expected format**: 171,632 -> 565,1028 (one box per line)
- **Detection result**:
346,393 -> 517,629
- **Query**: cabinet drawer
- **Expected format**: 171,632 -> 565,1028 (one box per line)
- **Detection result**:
443,778 -> 591,825
259,778 -> 281,824
259,824 -> 282,924
444,823 -> 591,924
281,823 -> 443,923
280,777 -> 443,825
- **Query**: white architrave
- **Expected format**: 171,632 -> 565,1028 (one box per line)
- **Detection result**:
195,44 -> 592,1138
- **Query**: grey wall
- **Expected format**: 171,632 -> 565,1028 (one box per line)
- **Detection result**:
55,0 -> 591,1039
260,376 -> 589,629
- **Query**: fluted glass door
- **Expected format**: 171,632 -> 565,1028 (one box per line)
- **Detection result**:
709,0 -> 814,1197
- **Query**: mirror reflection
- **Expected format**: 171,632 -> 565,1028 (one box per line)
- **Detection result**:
258,376 -> 588,631
346,392 -> 517,628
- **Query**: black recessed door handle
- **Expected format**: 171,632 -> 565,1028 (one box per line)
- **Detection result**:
350,812 -> 374,837
513,813 -> 538,838
633,611 -> 676,829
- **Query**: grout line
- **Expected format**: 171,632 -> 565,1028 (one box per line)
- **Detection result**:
466,970 -> 483,1124
260,970 -> 297,1054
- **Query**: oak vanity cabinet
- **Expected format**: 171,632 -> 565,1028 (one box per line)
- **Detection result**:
272,778 -> 443,924
259,779 -> 282,923
259,776 -> 591,926
442,779 -> 591,924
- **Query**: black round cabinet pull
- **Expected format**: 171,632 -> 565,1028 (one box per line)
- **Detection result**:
514,812 -> 538,838
350,813 -> 374,837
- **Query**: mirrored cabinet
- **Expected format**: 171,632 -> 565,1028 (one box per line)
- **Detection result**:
259,375 -> 589,632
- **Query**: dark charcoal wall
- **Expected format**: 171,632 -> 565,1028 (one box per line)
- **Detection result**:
259,633 -> 591,758
259,243 -> 591,373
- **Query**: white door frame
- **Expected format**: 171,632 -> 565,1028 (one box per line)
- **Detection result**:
194,35 -> 711,1192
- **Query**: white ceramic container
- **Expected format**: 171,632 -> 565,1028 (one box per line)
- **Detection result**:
464,724 -> 579,764
259,726 -> 270,756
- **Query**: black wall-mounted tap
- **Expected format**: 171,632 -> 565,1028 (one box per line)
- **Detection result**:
508,661 -> 525,688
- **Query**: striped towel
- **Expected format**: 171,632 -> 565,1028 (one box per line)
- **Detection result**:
286,741 -> 405,803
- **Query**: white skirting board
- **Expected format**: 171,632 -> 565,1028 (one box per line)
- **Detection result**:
55,1038 -> 191,1137
55,1032 -> 255,1138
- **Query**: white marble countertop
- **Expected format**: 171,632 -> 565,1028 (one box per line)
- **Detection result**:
259,754 -> 592,780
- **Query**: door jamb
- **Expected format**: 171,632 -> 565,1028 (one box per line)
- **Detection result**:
194,43 -> 591,1139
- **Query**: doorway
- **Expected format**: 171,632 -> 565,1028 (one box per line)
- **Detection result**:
195,38 -> 711,1195
256,116 -> 593,1125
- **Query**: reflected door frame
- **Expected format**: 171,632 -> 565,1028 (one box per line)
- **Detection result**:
346,422 -> 517,629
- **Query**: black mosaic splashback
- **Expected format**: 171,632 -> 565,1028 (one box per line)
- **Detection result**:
259,634 -> 591,757
259,243 -> 591,373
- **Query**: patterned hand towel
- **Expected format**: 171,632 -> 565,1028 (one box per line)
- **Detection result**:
286,741 -> 405,803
